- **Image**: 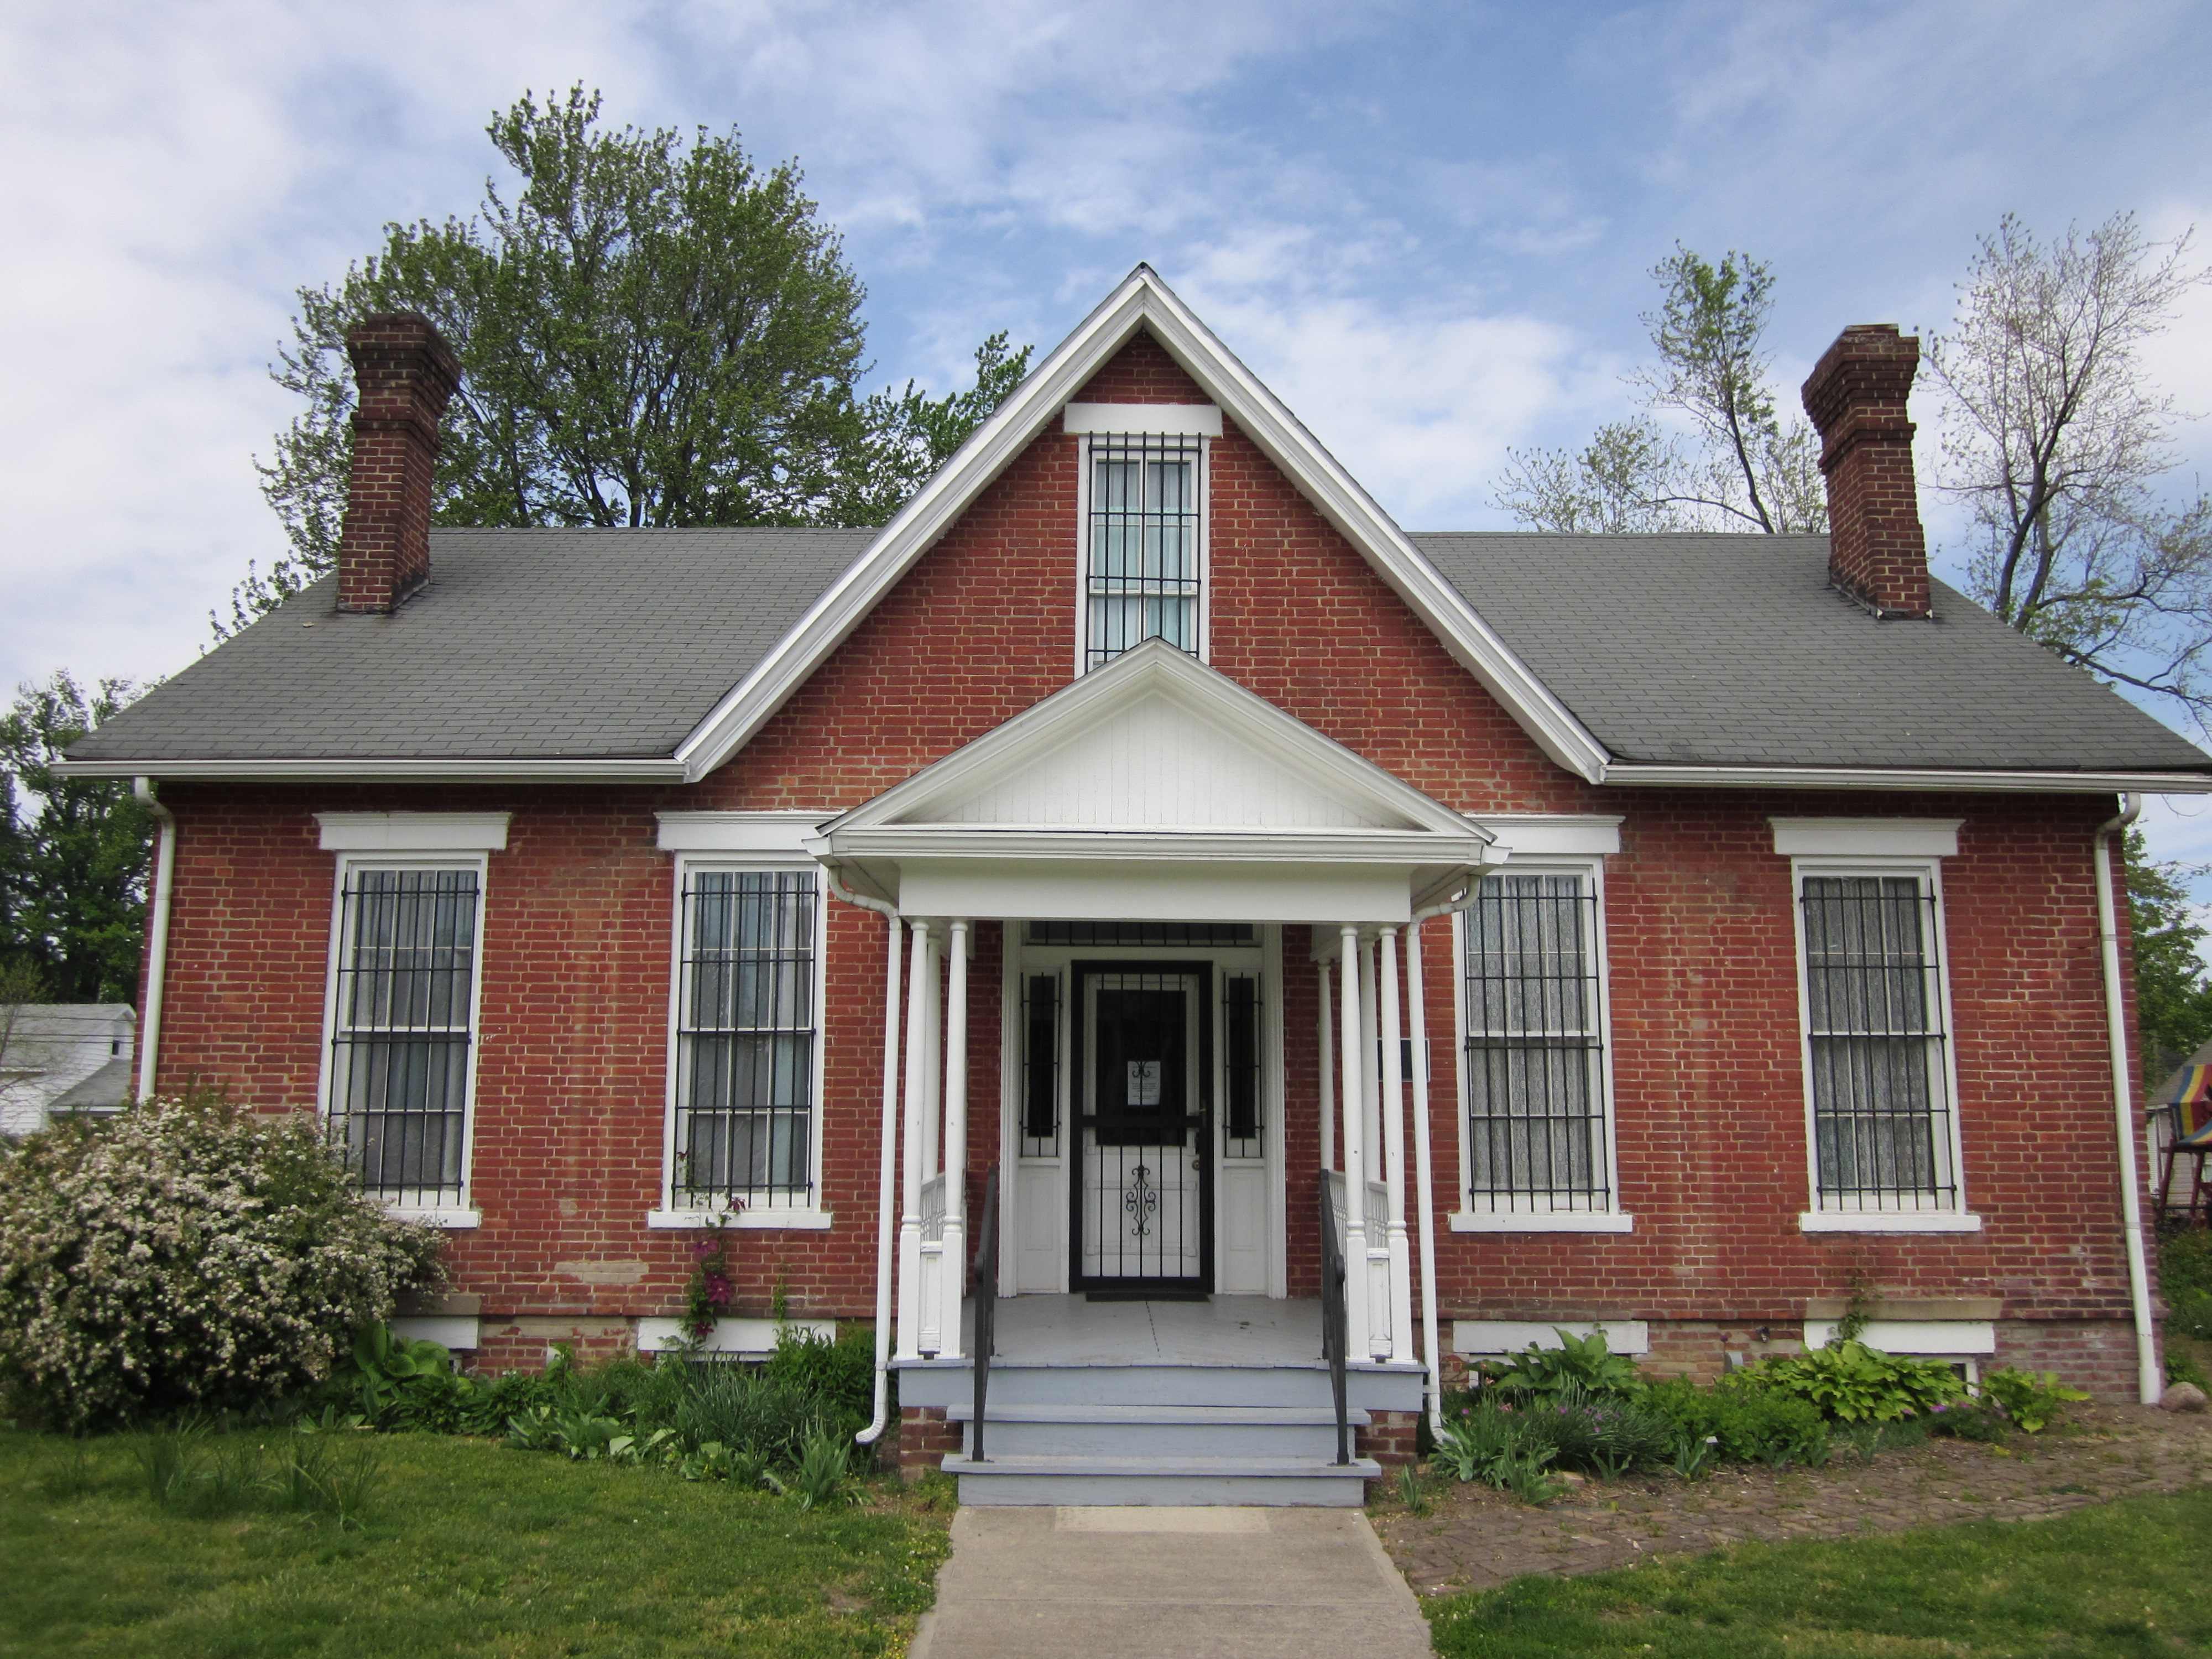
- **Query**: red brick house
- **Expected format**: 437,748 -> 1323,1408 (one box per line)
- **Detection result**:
62,268 -> 2212,1503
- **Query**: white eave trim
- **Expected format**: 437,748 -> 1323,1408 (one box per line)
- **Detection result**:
821,826 -> 1495,865
54,757 -> 687,782
1600,762 -> 2212,795
668,265 -> 1613,787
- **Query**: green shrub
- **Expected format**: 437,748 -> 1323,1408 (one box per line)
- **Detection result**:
0,1093 -> 444,1430
763,1324 -> 875,1429
1748,1340 -> 1967,1423
671,1364 -> 828,1468
1480,1328 -> 1642,1399
1644,1374 -> 1831,1466
1979,1366 -> 2088,1433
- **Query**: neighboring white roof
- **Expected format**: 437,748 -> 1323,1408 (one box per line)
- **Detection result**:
0,1004 -> 134,1135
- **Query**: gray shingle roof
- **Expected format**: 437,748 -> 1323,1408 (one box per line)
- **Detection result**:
1411,532 -> 2211,773
69,524 -> 2210,776
69,528 -> 875,761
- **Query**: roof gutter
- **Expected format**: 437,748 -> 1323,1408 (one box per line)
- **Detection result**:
54,757 -> 689,784
1600,762 -> 2212,795
2093,792 -> 2162,1404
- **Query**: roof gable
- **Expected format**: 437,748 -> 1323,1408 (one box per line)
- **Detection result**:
672,265 -> 1611,786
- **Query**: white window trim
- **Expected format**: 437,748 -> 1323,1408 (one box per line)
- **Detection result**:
1063,402 -> 1223,436
1788,852 -> 1976,1232
1073,429 -> 1212,677
1771,818 -> 1961,858
1451,855 -> 1632,1232
654,811 -> 827,853
317,812 -> 510,852
1472,813 -> 1624,858
317,848 -> 491,1229
655,853 -> 833,1228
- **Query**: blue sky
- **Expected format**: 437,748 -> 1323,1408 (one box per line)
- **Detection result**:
8,0 -> 2212,864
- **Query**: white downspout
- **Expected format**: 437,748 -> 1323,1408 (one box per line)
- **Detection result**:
2094,793 -> 2161,1404
817,863 -> 903,1447
132,778 -> 175,1102
1407,883 -> 1484,1442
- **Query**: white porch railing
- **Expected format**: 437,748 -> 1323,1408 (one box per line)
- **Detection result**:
1326,1169 -> 1395,1359
917,1172 -> 947,1355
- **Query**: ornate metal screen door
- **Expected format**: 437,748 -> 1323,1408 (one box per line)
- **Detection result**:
1073,965 -> 1211,1292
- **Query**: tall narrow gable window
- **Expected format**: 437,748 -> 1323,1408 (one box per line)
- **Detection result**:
1460,869 -> 1614,1214
1084,432 -> 1205,670
327,864 -> 483,1208
1797,872 -> 1958,1213
672,867 -> 822,1210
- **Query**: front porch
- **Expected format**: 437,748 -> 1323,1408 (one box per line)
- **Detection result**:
896,1296 -> 1425,1505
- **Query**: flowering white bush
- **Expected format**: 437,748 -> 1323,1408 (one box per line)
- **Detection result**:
0,1092 -> 443,1429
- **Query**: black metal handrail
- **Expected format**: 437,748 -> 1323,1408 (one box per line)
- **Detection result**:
971,1165 -> 1000,1463
1317,1170 -> 1351,1466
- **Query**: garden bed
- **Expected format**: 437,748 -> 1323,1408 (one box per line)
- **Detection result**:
1378,1400 -> 2212,1597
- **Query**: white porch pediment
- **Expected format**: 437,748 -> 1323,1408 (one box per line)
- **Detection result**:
812,641 -> 1497,922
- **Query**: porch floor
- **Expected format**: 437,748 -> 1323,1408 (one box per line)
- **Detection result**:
979,1295 -> 1327,1368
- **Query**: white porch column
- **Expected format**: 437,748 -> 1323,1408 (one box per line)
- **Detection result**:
921,926 -> 943,1180
1317,961 -> 1335,1171
1380,926 -> 1414,1364
1337,925 -> 1370,1360
1358,938 -> 1383,1183
937,919 -> 971,1361
894,920 -> 931,1362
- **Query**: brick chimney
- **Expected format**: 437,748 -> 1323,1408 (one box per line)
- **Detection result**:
1800,324 -> 1931,620
335,313 -> 461,614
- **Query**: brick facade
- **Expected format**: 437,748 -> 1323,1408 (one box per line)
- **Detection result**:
141,329 -> 2153,1401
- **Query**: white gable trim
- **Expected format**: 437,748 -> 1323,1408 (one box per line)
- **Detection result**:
670,265 -> 1613,787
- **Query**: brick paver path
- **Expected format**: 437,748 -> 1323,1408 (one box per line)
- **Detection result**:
1375,1403 -> 2212,1598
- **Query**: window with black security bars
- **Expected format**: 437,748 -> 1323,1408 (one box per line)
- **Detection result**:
1085,434 -> 1203,670
1462,873 -> 1610,1212
1021,972 -> 1061,1158
674,870 -> 818,1208
1800,875 -> 1956,1211
1223,974 -> 1264,1159
328,867 -> 479,1203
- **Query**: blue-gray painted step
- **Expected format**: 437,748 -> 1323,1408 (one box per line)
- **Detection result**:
942,1452 -> 1383,1509
900,1360 -> 1424,1411
947,1402 -> 1370,1458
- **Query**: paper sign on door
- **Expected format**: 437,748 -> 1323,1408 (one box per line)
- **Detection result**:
1127,1060 -> 1162,1107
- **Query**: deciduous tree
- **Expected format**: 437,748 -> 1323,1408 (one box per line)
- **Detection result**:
1495,247 -> 1825,535
1924,212 -> 2212,731
234,88 -> 1028,632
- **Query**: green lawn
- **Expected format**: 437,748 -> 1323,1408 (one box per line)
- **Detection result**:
1426,1486 -> 2212,1657
0,1429 -> 951,1658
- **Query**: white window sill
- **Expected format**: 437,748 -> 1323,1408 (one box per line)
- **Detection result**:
1798,1211 -> 1981,1234
646,1208 -> 834,1231
383,1206 -> 481,1230
1451,1211 -> 1635,1234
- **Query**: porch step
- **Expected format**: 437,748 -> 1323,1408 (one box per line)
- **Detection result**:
903,1360 -> 1424,1411
940,1452 -> 1383,1507
945,1401 -> 1371,1459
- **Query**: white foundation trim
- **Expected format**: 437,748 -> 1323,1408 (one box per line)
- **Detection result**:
635,1317 -> 837,1357
1803,1319 -> 1995,1354
392,1316 -> 481,1350
1454,1319 -> 1651,1355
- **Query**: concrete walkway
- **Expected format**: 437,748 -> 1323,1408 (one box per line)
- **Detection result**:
910,1506 -> 1436,1658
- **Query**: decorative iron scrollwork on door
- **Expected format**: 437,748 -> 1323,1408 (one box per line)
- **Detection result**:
1123,1164 -> 1159,1235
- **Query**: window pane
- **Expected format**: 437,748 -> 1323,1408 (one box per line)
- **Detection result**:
1799,876 -> 1954,1210
675,870 -> 818,1207
328,867 -> 478,1202
1086,436 -> 1203,670
1462,874 -> 1608,1211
